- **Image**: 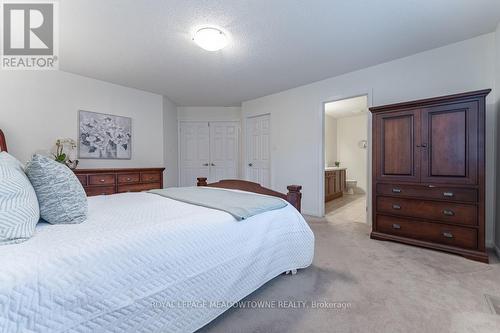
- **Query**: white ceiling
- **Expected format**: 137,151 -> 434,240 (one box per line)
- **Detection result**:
325,95 -> 368,119
60,0 -> 500,106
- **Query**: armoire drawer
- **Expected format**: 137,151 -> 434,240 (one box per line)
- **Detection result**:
376,215 -> 478,250
376,196 -> 477,226
377,183 -> 477,202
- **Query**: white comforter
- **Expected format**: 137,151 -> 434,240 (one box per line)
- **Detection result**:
0,192 -> 314,333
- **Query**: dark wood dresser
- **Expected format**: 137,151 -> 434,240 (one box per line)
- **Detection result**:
370,89 -> 490,263
325,168 -> 346,201
74,168 -> 165,197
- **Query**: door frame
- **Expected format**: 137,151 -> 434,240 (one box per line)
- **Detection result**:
244,113 -> 272,185
320,92 -> 373,225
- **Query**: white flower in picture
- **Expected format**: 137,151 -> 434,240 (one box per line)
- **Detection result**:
78,110 -> 132,159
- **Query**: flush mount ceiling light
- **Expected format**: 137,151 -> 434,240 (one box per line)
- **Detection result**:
193,27 -> 228,51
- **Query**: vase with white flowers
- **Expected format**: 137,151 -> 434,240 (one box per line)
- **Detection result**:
54,138 -> 79,169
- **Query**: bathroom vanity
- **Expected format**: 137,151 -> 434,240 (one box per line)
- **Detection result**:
325,167 -> 346,201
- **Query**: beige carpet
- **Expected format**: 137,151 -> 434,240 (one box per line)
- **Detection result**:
199,196 -> 500,333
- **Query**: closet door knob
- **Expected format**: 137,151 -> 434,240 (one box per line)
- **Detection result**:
211,163 -> 215,166
248,163 -> 253,167
202,163 -> 209,166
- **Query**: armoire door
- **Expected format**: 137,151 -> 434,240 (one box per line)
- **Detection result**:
374,109 -> 420,183
179,122 -> 210,186
420,101 -> 478,185
209,122 -> 239,183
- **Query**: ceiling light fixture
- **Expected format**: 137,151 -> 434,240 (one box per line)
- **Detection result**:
193,27 -> 228,51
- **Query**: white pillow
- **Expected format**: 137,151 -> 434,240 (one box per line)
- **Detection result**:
0,152 -> 40,245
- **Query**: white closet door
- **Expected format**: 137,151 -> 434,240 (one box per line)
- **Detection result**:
209,122 -> 239,183
179,122 -> 210,187
246,114 -> 271,187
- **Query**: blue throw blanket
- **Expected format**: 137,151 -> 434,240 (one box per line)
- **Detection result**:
148,187 -> 288,220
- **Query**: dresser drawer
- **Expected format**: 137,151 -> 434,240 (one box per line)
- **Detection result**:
89,174 -> 116,186
117,183 -> 161,193
377,183 -> 477,202
85,186 -> 116,196
117,173 -> 140,184
141,172 -> 161,183
76,175 -> 87,186
377,196 -> 477,226
376,215 -> 477,250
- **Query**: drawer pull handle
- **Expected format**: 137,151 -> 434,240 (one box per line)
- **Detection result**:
100,179 -> 105,183
392,224 -> 401,229
443,192 -> 454,197
127,177 -> 131,181
442,232 -> 454,239
443,209 -> 455,216
392,188 -> 401,193
392,204 -> 401,210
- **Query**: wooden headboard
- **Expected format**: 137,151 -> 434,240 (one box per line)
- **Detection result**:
197,177 -> 302,213
0,130 -> 7,152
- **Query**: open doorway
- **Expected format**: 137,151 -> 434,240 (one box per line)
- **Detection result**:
323,95 -> 368,223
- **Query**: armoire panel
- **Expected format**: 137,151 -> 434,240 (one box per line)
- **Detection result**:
374,110 -> 420,183
383,115 -> 413,175
430,110 -> 466,177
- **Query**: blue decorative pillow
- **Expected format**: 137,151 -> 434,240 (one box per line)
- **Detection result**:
0,152 -> 40,245
25,154 -> 88,224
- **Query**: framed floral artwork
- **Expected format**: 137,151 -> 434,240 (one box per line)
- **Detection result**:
78,110 -> 132,159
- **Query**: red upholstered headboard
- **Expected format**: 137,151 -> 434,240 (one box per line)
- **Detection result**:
0,130 -> 7,152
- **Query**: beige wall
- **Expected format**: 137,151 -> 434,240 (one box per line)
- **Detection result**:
337,114 -> 368,194
324,115 -> 337,167
0,71 -> 164,169
242,33 -> 497,247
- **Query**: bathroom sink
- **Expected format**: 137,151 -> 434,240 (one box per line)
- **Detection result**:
325,166 -> 346,171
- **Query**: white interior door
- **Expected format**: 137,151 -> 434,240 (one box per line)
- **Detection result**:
209,122 -> 239,182
179,122 -> 209,186
246,114 -> 271,187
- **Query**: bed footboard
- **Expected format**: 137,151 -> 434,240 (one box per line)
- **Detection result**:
197,178 -> 302,213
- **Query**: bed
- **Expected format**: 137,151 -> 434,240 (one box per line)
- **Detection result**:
0,129 -> 315,333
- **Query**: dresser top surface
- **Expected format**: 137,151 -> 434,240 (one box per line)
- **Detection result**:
74,167 -> 165,174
